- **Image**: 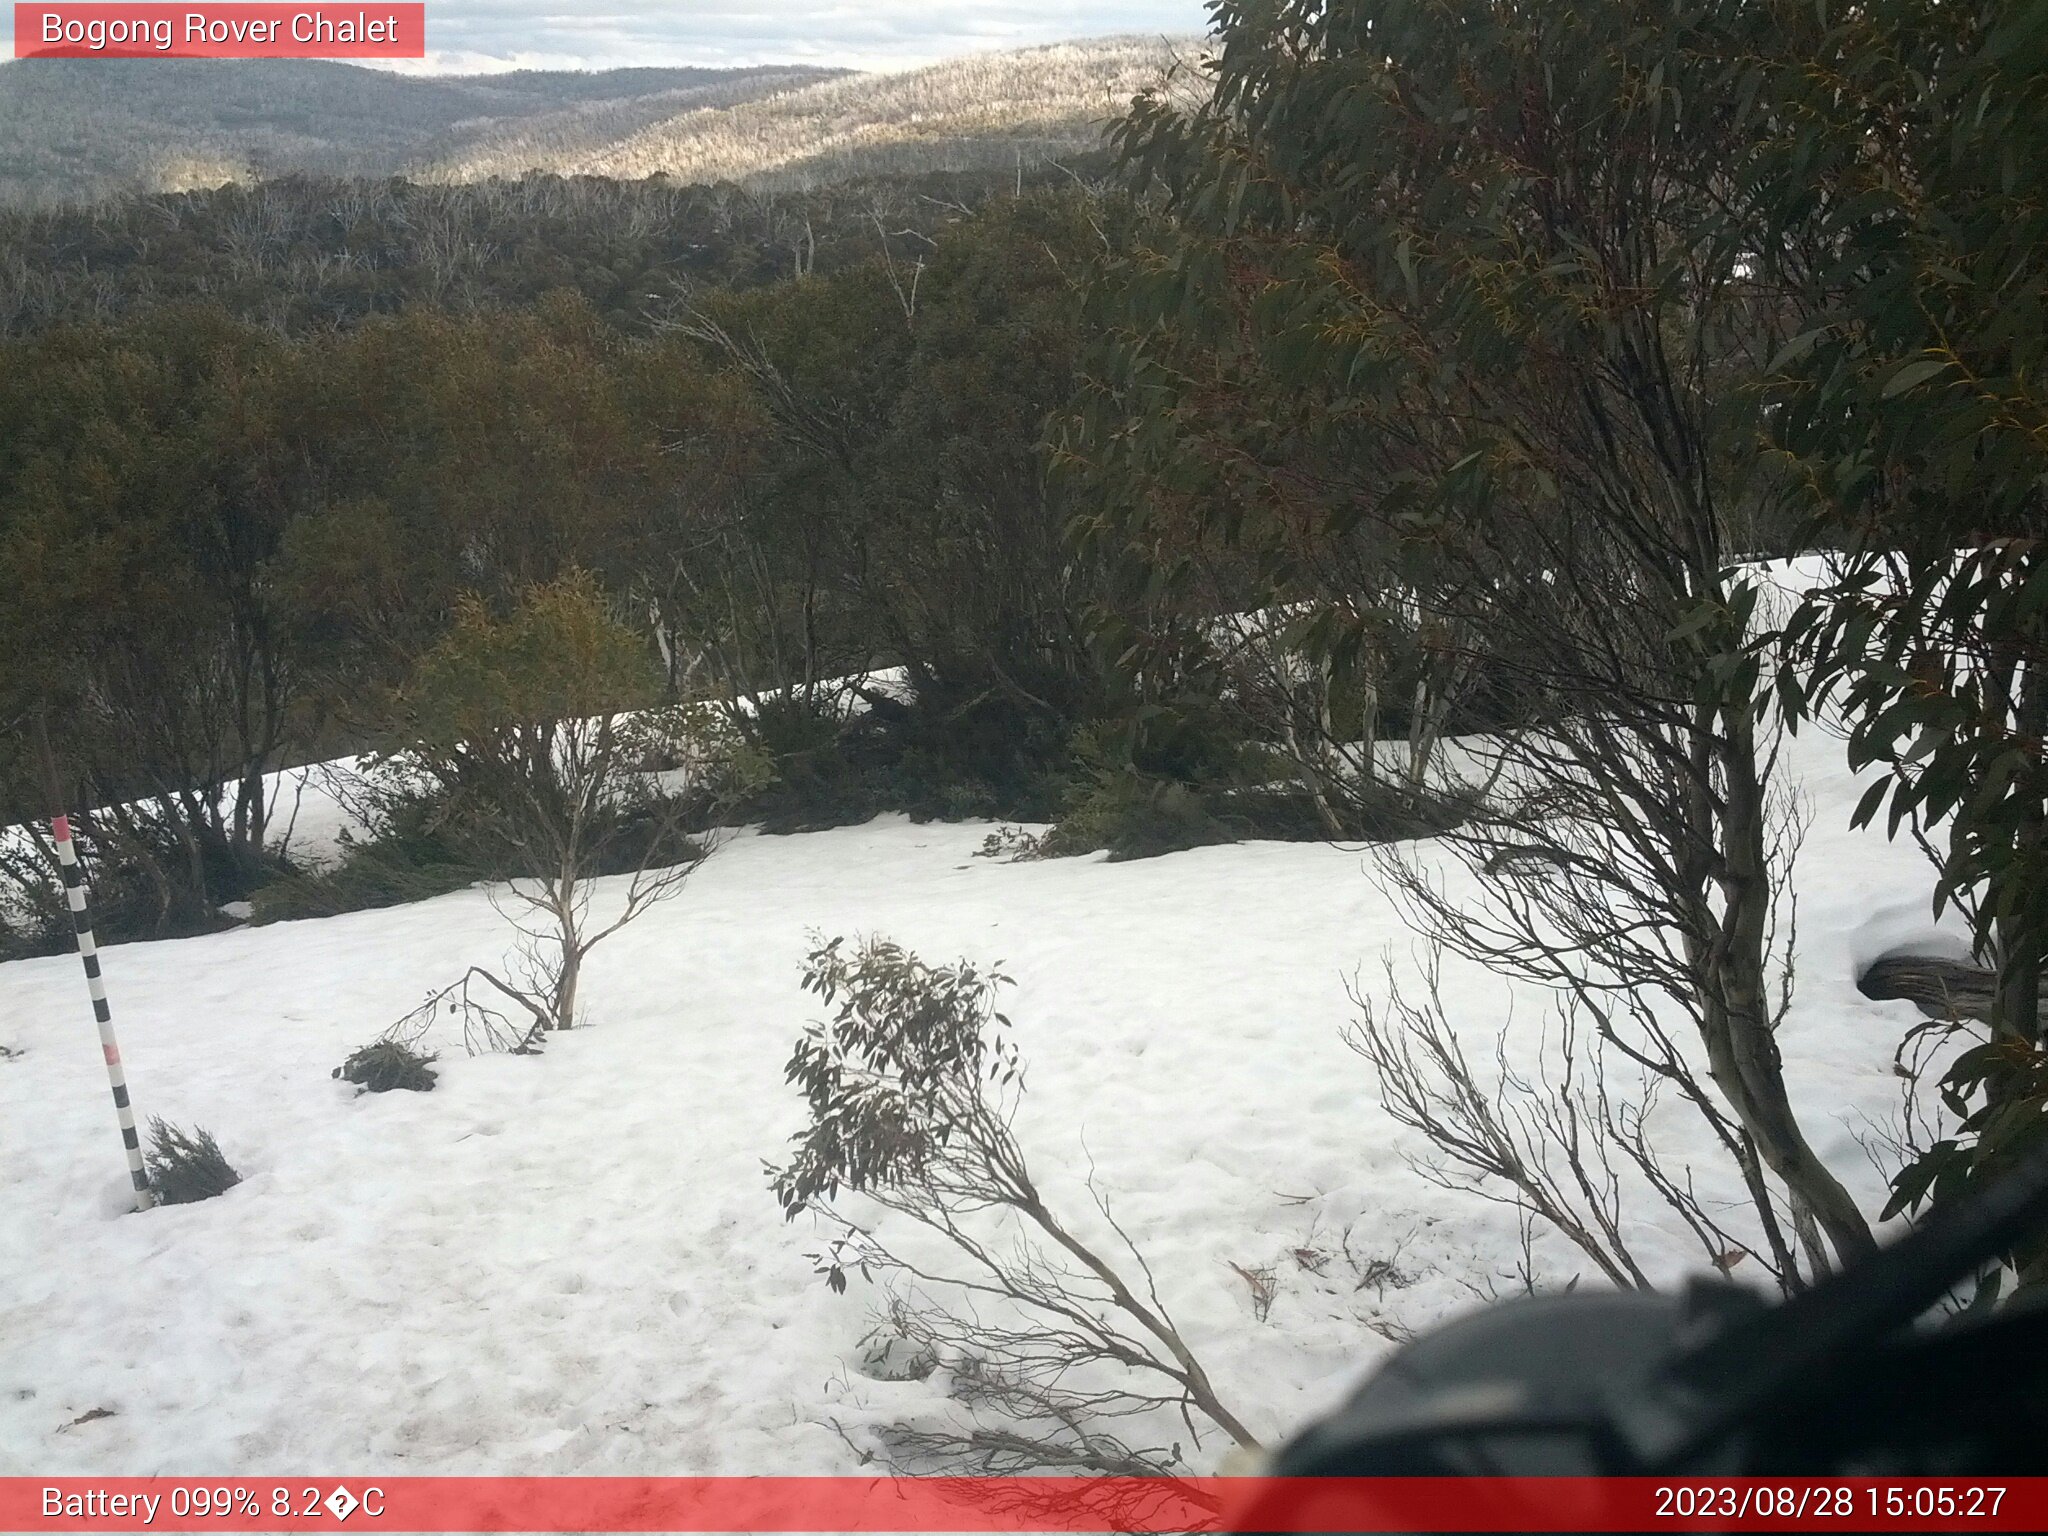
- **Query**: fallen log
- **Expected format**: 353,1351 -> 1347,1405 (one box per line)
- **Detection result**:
1857,954 -> 1998,1023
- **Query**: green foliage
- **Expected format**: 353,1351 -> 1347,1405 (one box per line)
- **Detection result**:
1071,0 -> 1806,613
668,194 -> 1121,786
405,571 -> 660,748
1057,0 -> 1825,859
144,1119 -> 242,1206
0,306 -> 306,894
0,191 -> 1134,869
0,161 -> 1115,336
0,811 -> 290,956
858,683 -> 1078,826
1769,0 -> 2048,936
333,1038 -> 440,1094
77,833 -> 278,946
1040,769 -> 1237,863
765,932 -> 1260,1459
1037,719 -> 1333,862
1070,0 -> 1900,1271
1753,1 -> 2048,1266
770,935 -> 1019,1289
1881,1036 -> 2048,1288
734,697 -> 887,832
258,590 -> 727,923
383,570 -> 721,907
0,908 -> 33,965
273,301 -> 666,689
735,686 -> 1079,834
249,790 -> 489,925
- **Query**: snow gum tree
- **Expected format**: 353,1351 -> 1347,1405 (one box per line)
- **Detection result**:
0,308 -> 305,931
383,569 -> 742,1045
1756,1 -> 2048,1291
1071,0 -> 1875,1278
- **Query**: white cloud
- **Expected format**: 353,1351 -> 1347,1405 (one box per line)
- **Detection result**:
3,2 -> 1214,76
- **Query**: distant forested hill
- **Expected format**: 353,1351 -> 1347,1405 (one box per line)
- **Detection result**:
0,58 -> 845,206
0,37 -> 1200,208
415,37 -> 1196,188
0,160 -> 1121,335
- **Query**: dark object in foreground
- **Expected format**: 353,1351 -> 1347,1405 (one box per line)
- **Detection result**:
1239,1144 -> 2048,1518
1858,953 -> 1999,1022
142,1118 -> 241,1205
334,1038 -> 439,1093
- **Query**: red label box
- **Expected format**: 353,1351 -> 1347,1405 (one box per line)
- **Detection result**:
5,1476 -> 2048,1532
12,4 -> 426,58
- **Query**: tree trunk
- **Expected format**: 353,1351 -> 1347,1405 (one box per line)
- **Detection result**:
1700,702 -> 1876,1268
554,942 -> 582,1032
1993,647 -> 2044,1048
552,869 -> 583,1032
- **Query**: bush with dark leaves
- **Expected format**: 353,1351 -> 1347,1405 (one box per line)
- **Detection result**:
144,1119 -> 241,1206
334,1038 -> 440,1093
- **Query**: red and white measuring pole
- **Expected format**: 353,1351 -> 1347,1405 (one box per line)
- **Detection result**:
50,813 -> 154,1211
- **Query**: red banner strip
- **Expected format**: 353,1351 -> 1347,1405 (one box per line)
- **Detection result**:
12,6 -> 425,59
5,1477 -> 2046,1532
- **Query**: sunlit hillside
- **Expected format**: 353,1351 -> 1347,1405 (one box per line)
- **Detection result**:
0,39 -> 1208,207
415,37 -> 1208,189
0,59 -> 846,206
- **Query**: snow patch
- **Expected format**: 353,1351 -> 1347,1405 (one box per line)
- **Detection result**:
0,731 -> 1948,1474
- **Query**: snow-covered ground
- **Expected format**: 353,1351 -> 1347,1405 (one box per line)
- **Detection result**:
0,730 -> 1968,1476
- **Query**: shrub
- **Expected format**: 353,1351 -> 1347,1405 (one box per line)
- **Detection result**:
366,575 -> 740,1040
0,895 -> 43,963
1039,770 -> 1238,861
975,824 -> 1047,861
0,815 -> 274,956
333,1038 -> 439,1093
1035,723 -> 1328,862
250,834 -> 483,923
249,778 -> 491,924
253,758 -> 714,926
1036,714 -> 1472,862
738,681 -> 1077,834
769,935 -> 1256,1473
144,1119 -> 241,1206
0,844 -> 69,959
864,677 -> 1074,825
739,695 -> 886,832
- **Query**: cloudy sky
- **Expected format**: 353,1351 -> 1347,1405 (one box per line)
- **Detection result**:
7,3 -> 1214,74
434,3 -> 1213,72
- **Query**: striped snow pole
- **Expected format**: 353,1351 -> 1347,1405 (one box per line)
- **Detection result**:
50,814 -> 154,1211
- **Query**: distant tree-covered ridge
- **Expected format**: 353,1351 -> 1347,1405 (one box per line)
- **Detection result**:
0,159 -> 1116,336
422,37 -> 1198,188
0,37 -> 1198,210
0,57 -> 845,207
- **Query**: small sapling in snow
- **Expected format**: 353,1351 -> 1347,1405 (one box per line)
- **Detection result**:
769,934 -> 1257,1477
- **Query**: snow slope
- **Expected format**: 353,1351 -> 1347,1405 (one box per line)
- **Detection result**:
0,730 -> 1968,1476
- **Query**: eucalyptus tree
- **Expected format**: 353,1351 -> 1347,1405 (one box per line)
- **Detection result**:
1759,0 -> 2048,1288
1070,0 -> 1873,1277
